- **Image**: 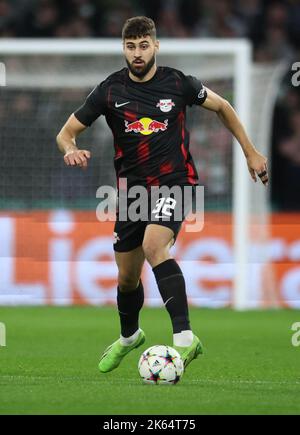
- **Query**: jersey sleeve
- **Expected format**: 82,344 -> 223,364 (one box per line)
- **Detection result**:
183,75 -> 207,107
74,83 -> 107,126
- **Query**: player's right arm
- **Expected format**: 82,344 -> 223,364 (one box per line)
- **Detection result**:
56,82 -> 107,168
56,114 -> 91,169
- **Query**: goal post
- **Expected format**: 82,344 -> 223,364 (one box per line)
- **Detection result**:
0,38 -> 271,309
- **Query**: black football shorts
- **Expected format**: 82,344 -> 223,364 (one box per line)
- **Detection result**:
113,184 -> 196,252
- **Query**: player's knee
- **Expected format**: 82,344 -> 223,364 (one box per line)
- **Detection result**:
118,273 -> 140,292
142,241 -> 163,264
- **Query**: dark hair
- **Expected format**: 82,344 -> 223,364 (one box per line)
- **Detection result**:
122,16 -> 156,41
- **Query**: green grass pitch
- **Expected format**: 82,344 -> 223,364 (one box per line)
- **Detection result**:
0,306 -> 300,415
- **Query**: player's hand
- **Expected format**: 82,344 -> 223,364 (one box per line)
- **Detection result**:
246,150 -> 268,185
64,149 -> 91,170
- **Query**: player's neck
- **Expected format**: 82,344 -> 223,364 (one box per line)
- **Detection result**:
129,64 -> 157,83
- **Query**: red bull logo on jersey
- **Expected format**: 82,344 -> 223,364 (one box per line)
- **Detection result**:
124,118 -> 168,135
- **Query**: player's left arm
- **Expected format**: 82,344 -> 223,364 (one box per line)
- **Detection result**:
202,87 -> 268,185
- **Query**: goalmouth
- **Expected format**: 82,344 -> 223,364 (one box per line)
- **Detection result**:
0,38 -> 271,309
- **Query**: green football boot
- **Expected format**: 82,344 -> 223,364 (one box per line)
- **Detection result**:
98,329 -> 146,373
174,335 -> 203,370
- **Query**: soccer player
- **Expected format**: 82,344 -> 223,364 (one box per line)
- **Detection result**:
56,16 -> 268,373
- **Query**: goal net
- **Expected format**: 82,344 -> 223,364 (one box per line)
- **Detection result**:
0,39 -> 278,308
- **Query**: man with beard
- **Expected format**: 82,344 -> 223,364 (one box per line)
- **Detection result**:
56,16 -> 268,373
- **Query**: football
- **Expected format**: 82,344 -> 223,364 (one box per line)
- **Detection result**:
138,345 -> 184,385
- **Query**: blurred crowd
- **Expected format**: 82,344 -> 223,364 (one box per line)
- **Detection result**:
1,0 -> 300,210
0,0 -> 300,61
272,79 -> 300,210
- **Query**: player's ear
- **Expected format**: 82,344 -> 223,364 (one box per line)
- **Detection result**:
155,39 -> 160,52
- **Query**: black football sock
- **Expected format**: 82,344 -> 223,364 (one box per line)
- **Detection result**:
152,259 -> 191,333
117,280 -> 144,338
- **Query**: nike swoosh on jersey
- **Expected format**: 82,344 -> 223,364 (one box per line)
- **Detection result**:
115,101 -> 130,108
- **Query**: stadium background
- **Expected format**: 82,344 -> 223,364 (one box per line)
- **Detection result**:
0,0 -> 300,308
1,0 -> 300,416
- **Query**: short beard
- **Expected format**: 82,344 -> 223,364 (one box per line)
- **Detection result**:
126,54 -> 156,79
